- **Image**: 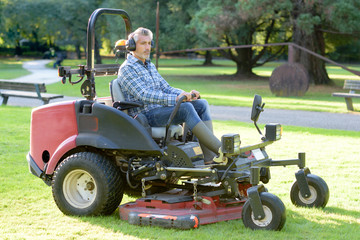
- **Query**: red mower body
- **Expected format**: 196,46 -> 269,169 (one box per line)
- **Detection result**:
27,99 -> 162,185
29,101 -> 78,175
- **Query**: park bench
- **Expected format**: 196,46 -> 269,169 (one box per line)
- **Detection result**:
0,81 -> 63,105
332,80 -> 360,111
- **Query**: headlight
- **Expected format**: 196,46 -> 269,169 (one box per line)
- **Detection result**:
265,123 -> 282,141
221,134 -> 241,154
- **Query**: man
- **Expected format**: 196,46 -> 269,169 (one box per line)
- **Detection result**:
116,27 -> 221,164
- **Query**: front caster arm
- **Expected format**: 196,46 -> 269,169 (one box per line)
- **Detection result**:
247,184 -> 267,220
270,152 -> 306,168
295,167 -> 312,199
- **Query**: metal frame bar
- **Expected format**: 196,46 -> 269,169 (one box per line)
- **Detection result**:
85,8 -> 132,100
87,8 -> 132,71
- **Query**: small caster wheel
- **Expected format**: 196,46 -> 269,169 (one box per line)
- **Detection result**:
242,192 -> 286,231
290,174 -> 329,208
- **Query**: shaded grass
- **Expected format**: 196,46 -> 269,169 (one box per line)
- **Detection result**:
0,58 -> 31,79
0,106 -> 359,239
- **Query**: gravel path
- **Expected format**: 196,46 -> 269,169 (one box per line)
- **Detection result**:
210,105 -> 360,131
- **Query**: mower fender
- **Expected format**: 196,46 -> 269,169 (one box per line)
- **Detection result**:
75,101 -> 161,153
247,184 -> 267,220
45,135 -> 77,175
76,133 -> 121,149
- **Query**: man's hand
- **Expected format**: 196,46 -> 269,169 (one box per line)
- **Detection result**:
190,90 -> 200,100
176,92 -> 192,102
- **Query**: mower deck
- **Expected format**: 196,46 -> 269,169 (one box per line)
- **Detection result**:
119,189 -> 245,229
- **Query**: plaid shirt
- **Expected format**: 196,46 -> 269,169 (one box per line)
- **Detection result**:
117,54 -> 183,117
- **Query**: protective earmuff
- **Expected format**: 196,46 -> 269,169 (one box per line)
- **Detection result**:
125,38 -> 136,51
125,37 -> 154,51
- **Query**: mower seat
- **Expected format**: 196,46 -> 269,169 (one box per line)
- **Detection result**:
110,79 -> 183,139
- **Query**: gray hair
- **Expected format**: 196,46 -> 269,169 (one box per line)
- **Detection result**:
130,27 -> 153,42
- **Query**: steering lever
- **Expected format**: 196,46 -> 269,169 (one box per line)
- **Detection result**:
163,93 -> 199,146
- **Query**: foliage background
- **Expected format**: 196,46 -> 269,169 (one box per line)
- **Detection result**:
1,0 -> 360,81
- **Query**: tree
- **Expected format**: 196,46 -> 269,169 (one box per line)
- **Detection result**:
189,0 -> 288,78
0,0 -> 105,62
102,0 -> 198,54
294,0 -> 360,84
0,0 -> 5,46
239,0 -> 360,84
1,0 -> 36,55
162,0 -> 218,65
159,0 -> 199,52
56,0 -> 106,63
290,0 -> 330,84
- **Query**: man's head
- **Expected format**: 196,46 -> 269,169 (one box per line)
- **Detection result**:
127,27 -> 153,62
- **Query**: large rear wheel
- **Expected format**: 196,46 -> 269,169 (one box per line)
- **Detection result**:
52,152 -> 124,216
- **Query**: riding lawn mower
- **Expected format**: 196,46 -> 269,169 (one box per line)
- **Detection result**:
26,8 -> 329,231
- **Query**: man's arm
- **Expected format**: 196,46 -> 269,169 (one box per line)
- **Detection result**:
158,76 -> 183,95
151,64 -> 200,101
151,64 -> 183,96
119,65 -> 181,106
151,65 -> 200,102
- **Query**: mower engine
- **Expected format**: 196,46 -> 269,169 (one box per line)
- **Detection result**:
162,141 -> 205,167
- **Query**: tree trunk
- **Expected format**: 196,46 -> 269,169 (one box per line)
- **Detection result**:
218,47 -> 256,78
292,27 -> 331,85
32,30 -> 40,51
75,43 -> 82,59
232,48 -> 255,77
203,51 -> 213,65
234,61 -> 255,77
95,37 -> 102,64
47,35 -> 54,48
291,0 -> 331,85
15,40 -> 22,56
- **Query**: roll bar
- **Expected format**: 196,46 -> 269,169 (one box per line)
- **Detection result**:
58,8 -> 132,100
87,8 -> 132,70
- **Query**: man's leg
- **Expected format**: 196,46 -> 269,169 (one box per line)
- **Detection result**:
190,99 -> 220,163
145,102 -> 204,129
192,121 -> 221,159
189,99 -> 211,122
202,120 -> 219,163
145,102 -> 221,158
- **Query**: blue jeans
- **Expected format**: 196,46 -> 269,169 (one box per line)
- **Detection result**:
144,99 -> 211,130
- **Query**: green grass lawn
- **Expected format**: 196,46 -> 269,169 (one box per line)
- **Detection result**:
1,57 -> 360,112
0,107 -> 359,239
0,58 -> 31,79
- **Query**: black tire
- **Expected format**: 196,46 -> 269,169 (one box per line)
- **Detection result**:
242,192 -> 286,231
52,152 -> 124,216
290,174 -> 329,208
